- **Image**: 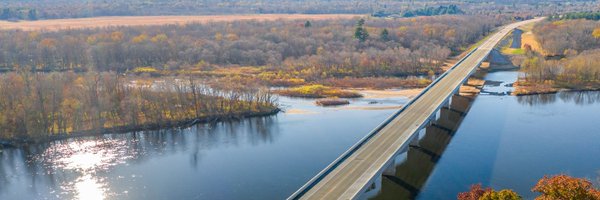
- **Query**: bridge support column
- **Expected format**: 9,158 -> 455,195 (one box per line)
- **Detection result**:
442,97 -> 451,108
410,128 -> 424,146
382,159 -> 396,176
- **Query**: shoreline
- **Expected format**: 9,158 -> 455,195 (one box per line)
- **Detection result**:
0,87 -> 430,146
513,87 -> 600,96
513,81 -> 600,96
0,107 -> 280,147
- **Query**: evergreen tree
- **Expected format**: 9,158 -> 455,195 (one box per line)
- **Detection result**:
0,8 -> 10,20
380,29 -> 390,41
354,19 -> 369,42
28,9 -> 37,20
304,20 -> 312,28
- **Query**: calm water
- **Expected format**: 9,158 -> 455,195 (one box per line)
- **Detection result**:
0,93 -> 406,200
369,71 -> 600,199
2,71 -> 600,200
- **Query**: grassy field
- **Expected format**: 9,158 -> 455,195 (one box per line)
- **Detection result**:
0,14 -> 362,31
501,47 -> 526,55
499,20 -> 543,56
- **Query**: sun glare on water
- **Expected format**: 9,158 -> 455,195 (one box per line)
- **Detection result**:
73,174 -> 107,200
39,139 -> 135,200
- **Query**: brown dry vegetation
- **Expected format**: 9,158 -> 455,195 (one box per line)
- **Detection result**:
521,31 -> 544,55
0,16 -> 498,81
0,14 -> 362,31
513,80 -> 560,96
315,98 -> 350,106
320,77 -> 431,89
0,71 -> 277,143
275,84 -> 362,98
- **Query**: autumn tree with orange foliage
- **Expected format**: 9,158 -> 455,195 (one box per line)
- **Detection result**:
593,28 -> 600,39
533,175 -> 600,200
458,184 -> 521,200
459,175 -> 600,200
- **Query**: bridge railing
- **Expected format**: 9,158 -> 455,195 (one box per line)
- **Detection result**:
288,47 -> 479,200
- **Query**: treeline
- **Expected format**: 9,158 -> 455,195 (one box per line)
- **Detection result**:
0,8 -> 38,21
0,0 -> 595,20
521,50 -> 600,86
550,11 -> 600,21
0,16 -> 498,80
372,5 -> 464,18
466,1 -> 596,19
402,5 -> 464,17
519,20 -> 600,87
0,71 -> 276,142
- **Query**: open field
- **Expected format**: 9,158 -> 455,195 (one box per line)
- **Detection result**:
0,14 -> 362,31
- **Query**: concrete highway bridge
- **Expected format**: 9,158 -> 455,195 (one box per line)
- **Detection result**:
289,18 -> 544,200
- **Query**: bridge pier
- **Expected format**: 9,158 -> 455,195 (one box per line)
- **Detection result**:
382,158 -> 396,176
443,97 -> 451,108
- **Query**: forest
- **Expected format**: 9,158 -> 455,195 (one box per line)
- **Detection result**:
401,5 -> 464,17
0,15 -> 504,142
0,8 -> 38,21
0,70 -> 276,143
0,0 -> 596,20
0,16 -> 499,82
372,5 -> 464,18
515,19 -> 600,94
549,11 -> 600,21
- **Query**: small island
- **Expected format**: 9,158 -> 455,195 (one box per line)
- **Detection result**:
315,98 -> 351,106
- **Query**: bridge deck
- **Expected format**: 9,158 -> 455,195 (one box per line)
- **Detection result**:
293,19 -> 542,200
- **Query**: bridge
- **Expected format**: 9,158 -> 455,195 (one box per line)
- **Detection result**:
289,18 -> 543,200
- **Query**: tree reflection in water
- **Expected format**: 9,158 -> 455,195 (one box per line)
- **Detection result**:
517,91 -> 600,106
0,115 -> 279,199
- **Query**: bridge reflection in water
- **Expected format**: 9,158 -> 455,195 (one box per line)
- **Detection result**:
363,92 -> 477,200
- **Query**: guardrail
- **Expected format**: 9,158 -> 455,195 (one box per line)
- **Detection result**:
287,47 -> 480,199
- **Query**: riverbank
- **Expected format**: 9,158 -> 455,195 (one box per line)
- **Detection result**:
513,80 -> 600,96
0,107 -> 280,147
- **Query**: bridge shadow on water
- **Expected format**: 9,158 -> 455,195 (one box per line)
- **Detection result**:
362,92 -> 478,200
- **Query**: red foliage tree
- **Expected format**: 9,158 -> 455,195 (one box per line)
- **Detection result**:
532,174 -> 600,200
458,184 -> 492,200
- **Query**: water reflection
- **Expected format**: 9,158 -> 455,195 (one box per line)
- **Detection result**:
517,91 -> 600,106
70,175 -> 107,200
39,139 -> 135,200
0,116 -> 279,199
366,93 -> 477,200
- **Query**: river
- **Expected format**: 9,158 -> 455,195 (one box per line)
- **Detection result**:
369,71 -> 600,199
1,71 -> 599,200
0,91 -> 407,200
